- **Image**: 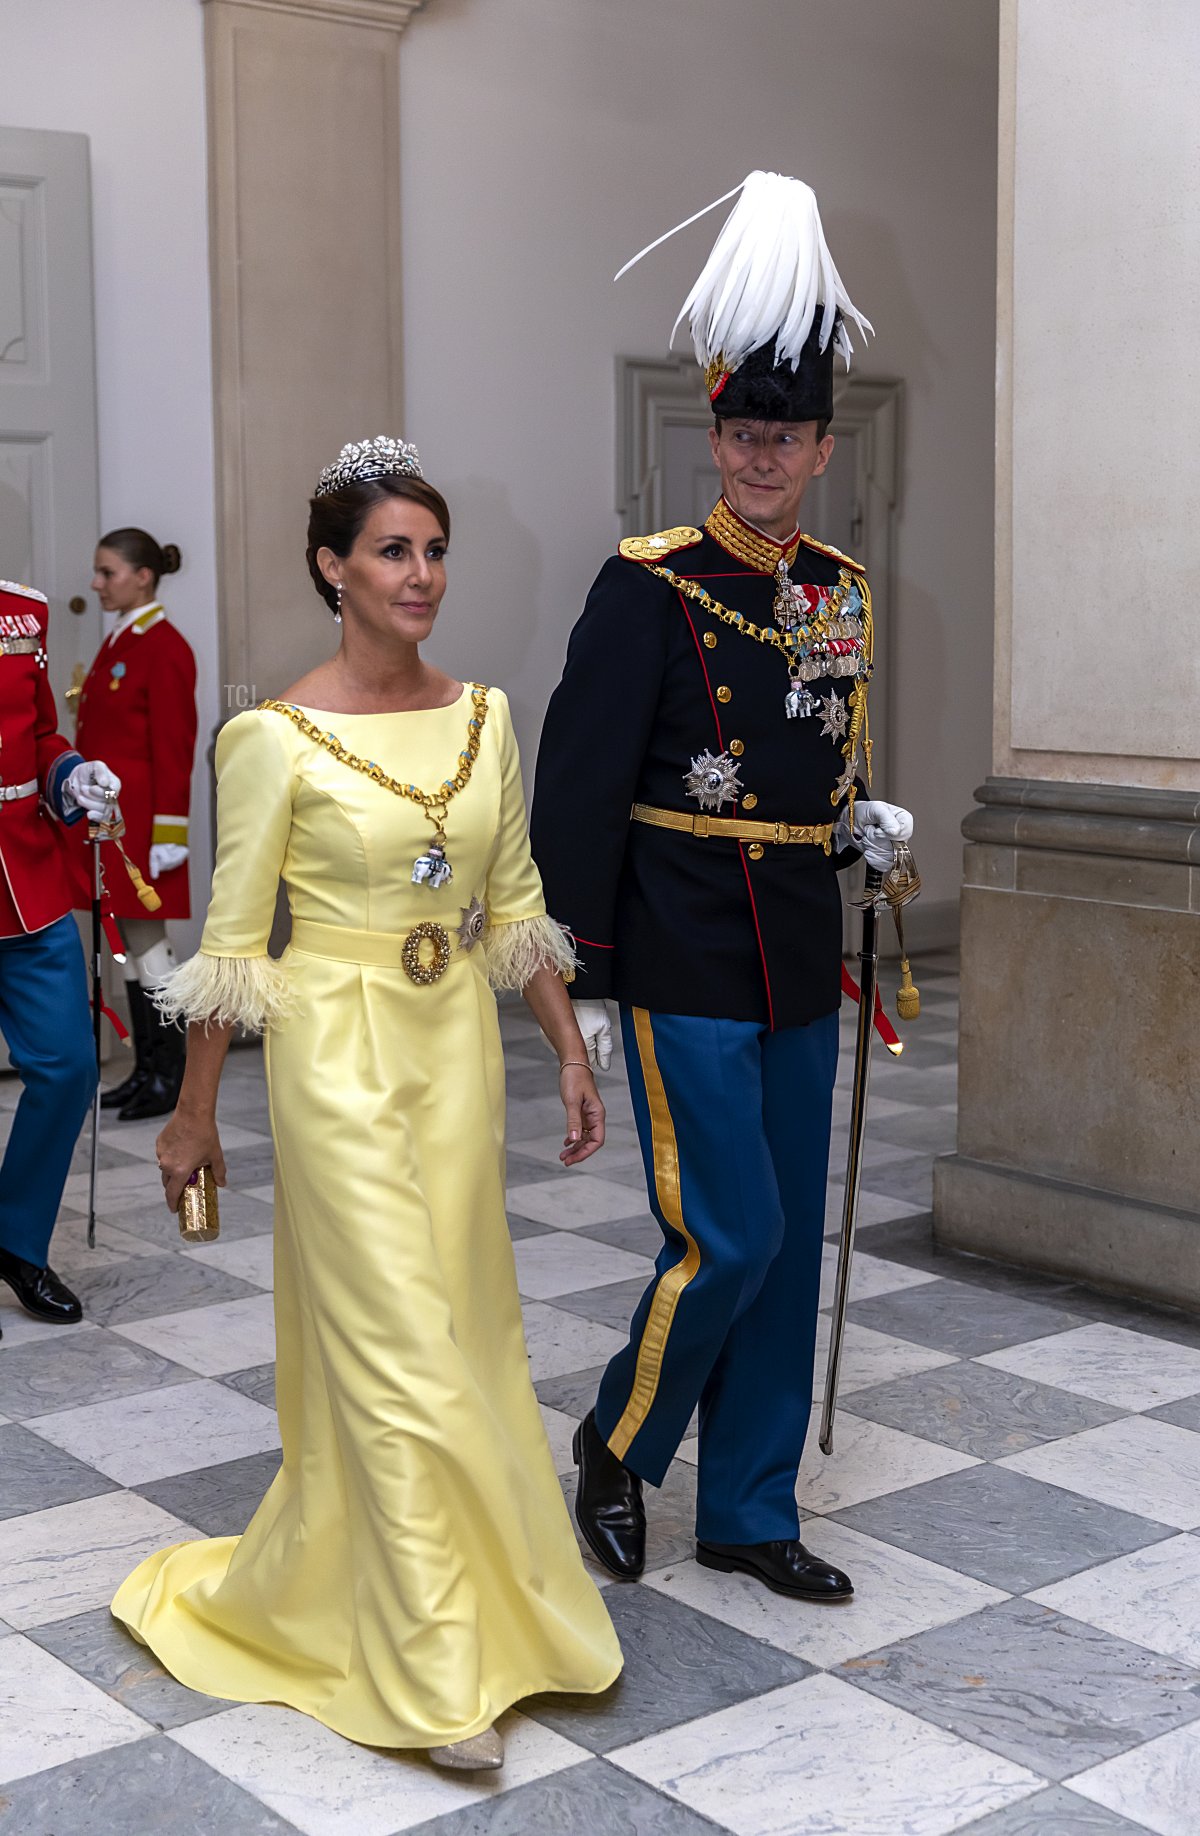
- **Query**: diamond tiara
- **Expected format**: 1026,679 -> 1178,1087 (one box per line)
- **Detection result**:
315,436 -> 423,498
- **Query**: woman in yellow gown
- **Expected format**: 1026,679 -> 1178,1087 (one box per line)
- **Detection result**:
113,438 -> 621,1771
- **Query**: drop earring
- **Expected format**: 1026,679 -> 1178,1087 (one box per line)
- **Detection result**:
334,583 -> 343,623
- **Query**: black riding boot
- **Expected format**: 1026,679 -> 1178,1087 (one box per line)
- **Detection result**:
118,1000 -> 186,1120
101,979 -> 153,1109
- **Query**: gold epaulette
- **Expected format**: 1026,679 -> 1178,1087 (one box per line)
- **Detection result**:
618,526 -> 703,564
795,532 -> 867,575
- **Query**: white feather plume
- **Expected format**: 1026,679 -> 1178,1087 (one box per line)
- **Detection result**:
617,170 -> 872,376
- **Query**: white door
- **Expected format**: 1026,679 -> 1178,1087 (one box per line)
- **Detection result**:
0,124 -> 102,708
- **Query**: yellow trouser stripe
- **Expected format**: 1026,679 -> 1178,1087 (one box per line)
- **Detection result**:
608,1008 -> 701,1462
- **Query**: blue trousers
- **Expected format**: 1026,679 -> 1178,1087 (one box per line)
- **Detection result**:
0,914 -> 97,1265
595,1006 -> 838,1544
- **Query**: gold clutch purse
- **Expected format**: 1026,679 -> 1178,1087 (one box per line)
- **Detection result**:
177,1165 -> 220,1243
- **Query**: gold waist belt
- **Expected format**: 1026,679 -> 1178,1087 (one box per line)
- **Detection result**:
631,803 -> 835,852
289,917 -> 469,986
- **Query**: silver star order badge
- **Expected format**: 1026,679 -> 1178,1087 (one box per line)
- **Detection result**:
819,691 -> 849,740
456,896 -> 486,953
684,748 -> 743,812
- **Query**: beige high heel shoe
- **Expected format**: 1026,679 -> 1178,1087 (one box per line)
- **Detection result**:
427,1726 -> 504,1772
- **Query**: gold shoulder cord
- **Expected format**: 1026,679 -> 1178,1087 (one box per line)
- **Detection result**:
259,685 -> 490,848
645,564 -> 873,821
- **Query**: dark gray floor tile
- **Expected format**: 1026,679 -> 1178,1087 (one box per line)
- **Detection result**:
28,1606 -> 235,1730
859,1152 -> 934,1207
220,1143 -> 279,1190
847,1278 -> 1087,1357
1149,1393 -> 1200,1432
833,1464 -> 1175,1592
506,1214 -> 555,1241
552,1277 -> 647,1333
536,1365 -> 607,1419
1048,1286 -> 1200,1353
955,1784 -> 1157,1833
844,1361 -> 1124,1460
870,1107 -> 960,1156
67,1138 -> 146,1174
112,1190 -> 275,1246
839,1596 -> 1200,1780
523,1581 -> 812,1753
70,1254 -> 259,1326
576,1215 -> 661,1257
865,1066 -> 958,1106
136,1449 -> 282,1537
220,1363 -> 277,1411
853,1219 -> 1090,1306
406,1758 -> 726,1835
0,1423 -> 120,1518
0,1733 -> 300,1832
503,1149 -> 568,1188
0,1331 -> 193,1422
601,1161 -> 657,1193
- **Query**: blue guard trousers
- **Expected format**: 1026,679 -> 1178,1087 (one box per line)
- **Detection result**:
595,1005 -> 839,1545
0,914 -> 97,1266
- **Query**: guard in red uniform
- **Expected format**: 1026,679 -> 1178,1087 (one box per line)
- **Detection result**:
0,579 -> 122,1335
72,528 -> 198,1118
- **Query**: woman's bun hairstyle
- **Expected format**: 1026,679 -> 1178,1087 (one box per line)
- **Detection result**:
98,527 -> 181,586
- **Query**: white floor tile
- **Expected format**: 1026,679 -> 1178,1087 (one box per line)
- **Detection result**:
60,1160 -> 168,1211
26,1378 -> 280,1486
0,1492 -> 196,1629
611,1673 -> 1039,1836
519,1302 -> 628,1381
46,1213 -> 171,1270
512,1122 -> 641,1166
0,1309 -> 100,1350
113,1294 -> 278,1375
241,1184 -> 276,1205
506,1175 -> 648,1231
1031,1534 -> 1200,1668
999,1417 -> 1200,1531
171,1703 -> 588,1836
824,1186 -> 932,1229
818,1248 -> 940,1310
113,1118 -> 270,1163
979,1324 -> 1200,1413
645,1522 -> 1005,1667
0,1635 -> 148,1782
513,1231 -> 653,1300
1068,1717 -> 1200,1836
181,1234 -> 275,1290
812,1316 -> 960,1398
798,1409 -> 978,1515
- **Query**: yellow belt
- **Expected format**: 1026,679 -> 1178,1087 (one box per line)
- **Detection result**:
289,917 -> 470,985
631,803 -> 835,852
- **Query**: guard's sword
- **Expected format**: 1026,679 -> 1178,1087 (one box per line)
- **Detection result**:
820,842 -> 922,1455
86,791 -> 123,1249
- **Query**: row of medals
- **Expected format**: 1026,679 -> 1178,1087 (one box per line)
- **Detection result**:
685,560 -> 868,814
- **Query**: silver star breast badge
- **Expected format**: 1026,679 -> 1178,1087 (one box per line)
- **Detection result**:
819,691 -> 849,739
683,748 -> 743,812
456,896 -> 486,952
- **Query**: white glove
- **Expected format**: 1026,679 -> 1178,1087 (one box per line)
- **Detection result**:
571,999 -> 614,1073
62,758 -> 121,818
149,843 -> 189,879
851,799 -> 915,871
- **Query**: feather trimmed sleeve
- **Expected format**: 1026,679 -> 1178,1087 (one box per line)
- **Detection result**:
482,689 -> 578,991
155,710 -> 296,1033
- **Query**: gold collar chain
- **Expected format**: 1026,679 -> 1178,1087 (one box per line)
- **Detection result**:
645,565 -> 854,657
259,685 -> 490,839
705,499 -> 801,573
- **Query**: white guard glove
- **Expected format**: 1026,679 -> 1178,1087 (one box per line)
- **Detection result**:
851,799 -> 915,872
149,842 -> 189,879
571,999 -> 614,1073
62,759 -> 122,818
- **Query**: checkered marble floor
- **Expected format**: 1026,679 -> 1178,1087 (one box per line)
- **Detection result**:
4,955 -> 1200,1834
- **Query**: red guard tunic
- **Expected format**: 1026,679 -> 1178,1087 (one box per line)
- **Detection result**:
71,604 -> 198,921
0,583 -> 85,938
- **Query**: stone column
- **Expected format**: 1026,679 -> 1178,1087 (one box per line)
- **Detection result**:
201,0 -> 426,703
933,0 -> 1200,1310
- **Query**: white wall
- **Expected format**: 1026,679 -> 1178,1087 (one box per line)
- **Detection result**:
0,0 -> 218,956
399,0 -> 999,924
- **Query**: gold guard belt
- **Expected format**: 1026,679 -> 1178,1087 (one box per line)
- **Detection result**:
631,803 -> 834,853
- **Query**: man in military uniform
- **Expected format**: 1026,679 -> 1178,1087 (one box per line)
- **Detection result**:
0,579 -> 121,1335
530,173 -> 913,1599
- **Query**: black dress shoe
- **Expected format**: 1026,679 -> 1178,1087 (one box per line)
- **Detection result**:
0,1249 -> 83,1323
696,1538 -> 854,1601
572,1410 -> 646,1580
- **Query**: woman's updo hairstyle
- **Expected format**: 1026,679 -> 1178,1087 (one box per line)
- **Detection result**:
98,527 -> 181,585
305,476 -> 451,614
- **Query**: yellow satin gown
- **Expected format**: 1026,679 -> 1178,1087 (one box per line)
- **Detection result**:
112,684 -> 622,1746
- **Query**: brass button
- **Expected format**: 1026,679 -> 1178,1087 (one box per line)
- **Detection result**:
742,793 -> 758,810
729,739 -> 744,757
747,842 -> 764,861
703,631 -> 717,649
716,686 -> 731,703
